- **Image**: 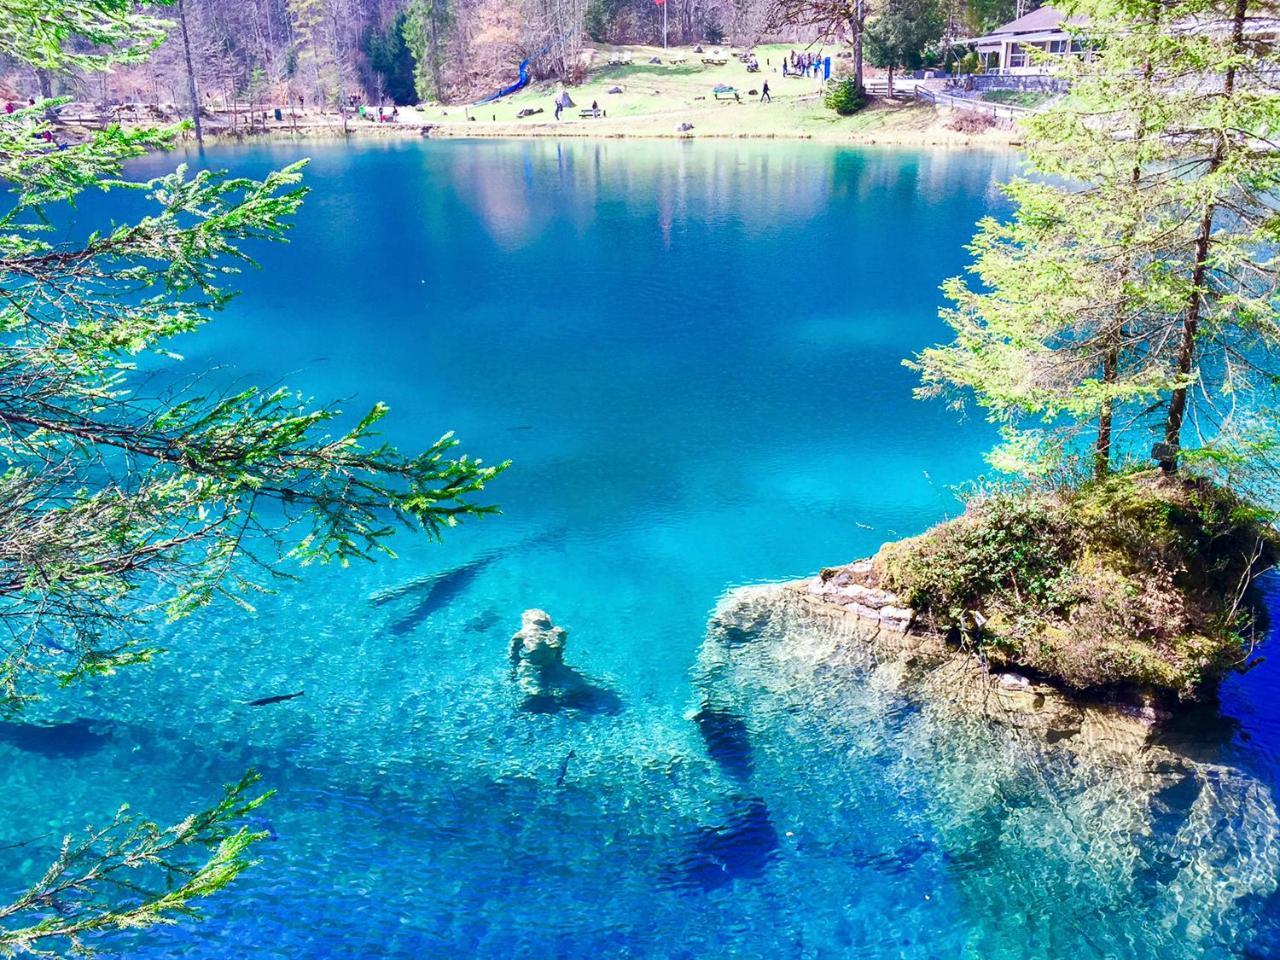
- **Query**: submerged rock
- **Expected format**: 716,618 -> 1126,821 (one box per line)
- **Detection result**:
508,610 -> 621,715
708,580 -> 1162,755
695,581 -> 1280,950
509,608 -> 567,669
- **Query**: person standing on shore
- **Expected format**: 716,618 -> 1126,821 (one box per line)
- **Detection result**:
760,81 -> 771,103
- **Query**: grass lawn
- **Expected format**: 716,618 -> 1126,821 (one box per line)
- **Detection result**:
394,43 -> 1021,147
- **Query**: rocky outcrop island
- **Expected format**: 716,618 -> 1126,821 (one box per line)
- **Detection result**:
709,470 -> 1278,741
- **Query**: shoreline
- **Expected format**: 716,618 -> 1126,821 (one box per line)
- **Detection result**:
66,103 -> 1024,152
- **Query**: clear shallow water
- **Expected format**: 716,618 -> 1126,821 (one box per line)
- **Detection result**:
2,139 -> 1279,958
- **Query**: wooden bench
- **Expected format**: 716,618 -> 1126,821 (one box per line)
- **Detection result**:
579,109 -> 606,118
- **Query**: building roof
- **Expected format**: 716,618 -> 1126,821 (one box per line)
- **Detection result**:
987,6 -> 1072,36
968,5 -> 1088,48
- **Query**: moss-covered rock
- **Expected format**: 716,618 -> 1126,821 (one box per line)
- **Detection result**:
872,471 -> 1278,700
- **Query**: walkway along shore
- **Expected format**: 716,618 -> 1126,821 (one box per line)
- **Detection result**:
57,97 -> 1024,151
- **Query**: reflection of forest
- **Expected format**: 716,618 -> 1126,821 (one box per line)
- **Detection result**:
440,140 -> 1017,252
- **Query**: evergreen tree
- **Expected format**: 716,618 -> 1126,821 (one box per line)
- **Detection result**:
0,0 -> 505,951
914,0 -> 1280,483
404,0 -> 453,103
864,0 -> 944,95
363,11 -> 419,104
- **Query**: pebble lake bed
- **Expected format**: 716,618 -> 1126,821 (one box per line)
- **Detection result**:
3,138 -> 1279,958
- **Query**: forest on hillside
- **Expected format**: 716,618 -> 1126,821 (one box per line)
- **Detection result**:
0,0 -> 1033,111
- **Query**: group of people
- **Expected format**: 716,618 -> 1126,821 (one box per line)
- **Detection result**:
358,104 -> 399,122
7,98 -> 63,147
782,51 -> 826,78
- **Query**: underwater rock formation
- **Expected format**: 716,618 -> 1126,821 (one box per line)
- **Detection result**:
696,581 -> 1280,952
710,579 -> 1167,751
509,609 -> 568,672
509,610 -> 621,715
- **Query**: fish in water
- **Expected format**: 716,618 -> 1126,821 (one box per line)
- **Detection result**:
690,703 -> 753,782
555,749 -> 577,787
0,718 -> 114,759
244,690 -> 305,707
665,796 -> 779,892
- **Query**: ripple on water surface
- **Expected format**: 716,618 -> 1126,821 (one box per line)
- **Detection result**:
2,139 -> 1279,958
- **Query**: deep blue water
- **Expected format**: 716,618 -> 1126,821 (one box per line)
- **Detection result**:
4,139 -> 1280,958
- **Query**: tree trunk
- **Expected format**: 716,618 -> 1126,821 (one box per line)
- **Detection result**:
35,68 -> 57,120
886,63 -> 894,98
328,4 -> 349,135
428,7 -> 444,104
852,0 -> 864,91
1159,0 -> 1244,473
178,0 -> 204,145
1098,0 -> 1160,480
1095,346 -> 1117,478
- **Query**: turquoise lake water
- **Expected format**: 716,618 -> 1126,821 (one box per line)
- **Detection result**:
4,139 -> 1280,958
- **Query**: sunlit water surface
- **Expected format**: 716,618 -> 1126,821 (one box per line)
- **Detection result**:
3,140 -> 1280,958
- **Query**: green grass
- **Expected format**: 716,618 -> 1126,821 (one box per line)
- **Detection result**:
393,42 -> 1013,143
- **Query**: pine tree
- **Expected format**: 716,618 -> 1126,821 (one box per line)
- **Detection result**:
0,0 -> 505,950
864,0 -> 944,96
404,0 -> 454,103
914,0 -> 1280,482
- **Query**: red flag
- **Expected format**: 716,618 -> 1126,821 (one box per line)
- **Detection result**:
654,0 -> 665,5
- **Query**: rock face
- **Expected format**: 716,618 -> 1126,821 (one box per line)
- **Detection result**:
715,572 -> 1168,751
805,559 -> 916,633
706,573 -> 1178,759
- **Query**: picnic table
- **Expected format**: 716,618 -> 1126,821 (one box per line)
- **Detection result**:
579,108 -> 606,118
669,57 -> 688,64
713,85 -> 740,102
702,58 -> 728,66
